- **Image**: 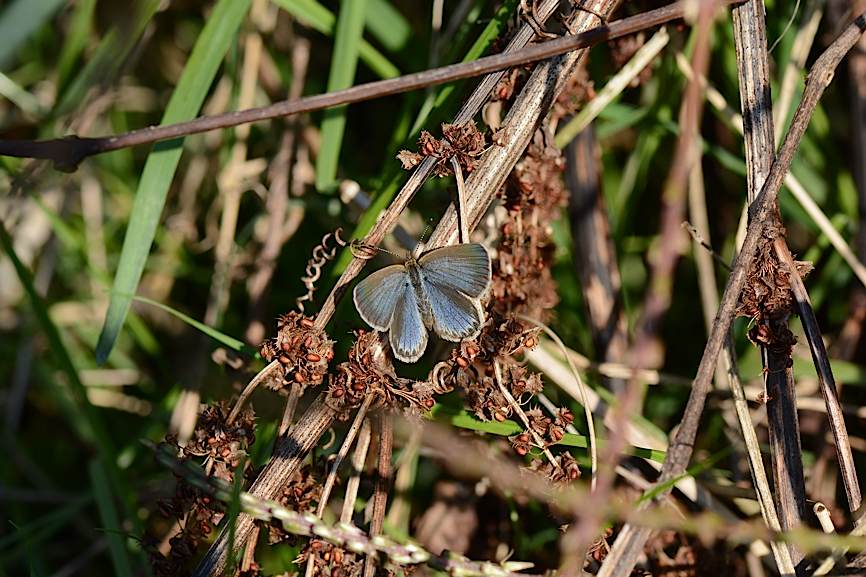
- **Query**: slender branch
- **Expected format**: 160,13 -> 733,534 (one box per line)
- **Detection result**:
596,11 -> 866,577
363,412 -> 393,577
0,1 -> 742,171
773,239 -> 863,522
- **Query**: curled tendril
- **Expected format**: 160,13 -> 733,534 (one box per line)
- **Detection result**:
296,228 -> 347,313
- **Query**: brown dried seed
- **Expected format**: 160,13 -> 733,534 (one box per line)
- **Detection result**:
304,336 -> 314,348
333,549 -> 344,564
423,398 -> 435,409
294,372 -> 306,383
352,381 -> 366,392
561,409 -> 574,423
455,356 -> 469,368
311,374 -> 323,384
494,412 -> 506,422
524,336 -> 536,349
517,433 -> 530,443
515,445 -> 528,456
550,428 -> 564,442
301,318 -> 315,328
331,387 -> 345,398
306,353 -> 321,362
466,344 -> 479,357
292,335 -> 303,347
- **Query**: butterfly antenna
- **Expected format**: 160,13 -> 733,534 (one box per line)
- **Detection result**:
350,239 -> 401,260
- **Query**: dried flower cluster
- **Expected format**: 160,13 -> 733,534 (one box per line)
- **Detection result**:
297,542 -> 364,577
151,402 -> 256,576
397,121 -> 487,176
261,311 -> 335,390
736,224 -> 812,357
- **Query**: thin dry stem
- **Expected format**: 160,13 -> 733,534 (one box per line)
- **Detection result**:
493,359 -> 561,472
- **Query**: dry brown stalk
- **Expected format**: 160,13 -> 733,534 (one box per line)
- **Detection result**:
732,0 -> 805,564
363,412 -> 394,577
773,238 -> 864,524
597,11 -> 866,577
0,1 -> 742,171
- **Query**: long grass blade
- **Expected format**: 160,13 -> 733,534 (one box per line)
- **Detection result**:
95,0 -> 252,364
315,0 -> 369,193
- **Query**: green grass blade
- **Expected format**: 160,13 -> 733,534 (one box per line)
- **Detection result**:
56,0 -> 97,91
0,221 -> 108,449
364,0 -> 410,52
270,0 -> 399,79
0,0 -> 67,70
315,0 -> 369,193
54,0 -> 161,116
95,0 -> 251,364
132,296 -> 259,357
88,459 -> 133,577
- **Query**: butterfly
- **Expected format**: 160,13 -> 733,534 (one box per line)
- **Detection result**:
353,243 -> 492,363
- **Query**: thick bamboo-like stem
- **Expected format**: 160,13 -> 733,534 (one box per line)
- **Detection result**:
732,0 -> 806,562
597,12 -> 866,577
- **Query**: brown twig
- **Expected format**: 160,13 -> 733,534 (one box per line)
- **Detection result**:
0,1 -> 741,172
596,10 -> 866,577
773,238 -> 864,524
363,412 -> 393,577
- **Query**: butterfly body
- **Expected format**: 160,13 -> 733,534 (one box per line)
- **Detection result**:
353,243 -> 492,363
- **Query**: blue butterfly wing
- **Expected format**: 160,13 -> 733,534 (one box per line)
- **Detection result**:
417,243 -> 491,298
353,264 -> 407,331
422,279 -> 484,342
389,283 -> 428,363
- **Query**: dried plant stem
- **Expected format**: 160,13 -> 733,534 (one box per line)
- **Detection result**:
306,396 -> 374,577
774,0 -> 823,145
363,413 -> 394,577
516,314 -> 597,488
0,1 -> 741,170
279,383 -> 304,436
227,360 -> 282,425
451,157 -> 469,245
732,0 -> 807,561
597,12 -> 866,577
425,0 -> 621,252
493,360 -> 561,472
773,239 -> 864,522
811,502 -> 866,575
677,54 -> 866,290
340,419 -> 371,524
154,440 -> 538,577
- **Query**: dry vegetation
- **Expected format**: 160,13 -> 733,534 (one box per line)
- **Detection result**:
3,1 -> 866,576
